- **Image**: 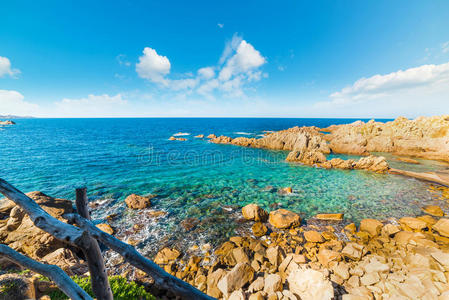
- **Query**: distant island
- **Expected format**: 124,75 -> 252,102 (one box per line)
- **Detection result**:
0,114 -> 34,119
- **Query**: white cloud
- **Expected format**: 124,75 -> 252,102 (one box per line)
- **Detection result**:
0,56 -> 20,78
136,47 -> 171,85
314,61 -> 449,117
198,67 -> 215,79
54,94 -> 128,117
136,35 -> 267,99
219,34 -> 243,65
170,78 -> 199,91
442,41 -> 449,54
218,40 -> 265,81
217,23 -> 224,29
0,90 -> 39,115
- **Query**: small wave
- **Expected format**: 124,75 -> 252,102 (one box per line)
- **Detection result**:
234,132 -> 253,135
173,132 -> 190,136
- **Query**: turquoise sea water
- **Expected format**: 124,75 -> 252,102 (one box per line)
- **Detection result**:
1,118 -> 447,255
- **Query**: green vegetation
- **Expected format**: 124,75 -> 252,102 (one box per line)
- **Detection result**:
0,280 -> 19,294
41,275 -> 156,300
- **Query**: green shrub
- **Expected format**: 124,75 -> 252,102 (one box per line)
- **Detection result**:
43,275 -> 156,300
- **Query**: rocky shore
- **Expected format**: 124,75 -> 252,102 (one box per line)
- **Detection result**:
152,197 -> 449,299
208,116 -> 449,185
2,186 -> 449,299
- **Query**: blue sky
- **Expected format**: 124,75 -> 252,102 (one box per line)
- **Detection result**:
1,0 -> 449,117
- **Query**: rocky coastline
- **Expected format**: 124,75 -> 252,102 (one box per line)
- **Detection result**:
208,116 -> 449,186
2,187 -> 449,299
2,116 -> 449,299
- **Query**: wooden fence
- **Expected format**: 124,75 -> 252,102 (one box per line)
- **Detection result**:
0,178 -> 214,300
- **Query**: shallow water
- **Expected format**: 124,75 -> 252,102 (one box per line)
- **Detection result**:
1,118 -> 447,256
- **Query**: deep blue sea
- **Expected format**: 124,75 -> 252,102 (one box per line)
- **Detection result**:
1,118 -> 447,255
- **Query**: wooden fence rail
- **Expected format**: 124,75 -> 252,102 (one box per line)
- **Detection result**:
0,178 -> 214,300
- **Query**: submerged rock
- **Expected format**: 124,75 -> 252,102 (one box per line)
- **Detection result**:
315,213 -> 344,221
422,205 -> 445,217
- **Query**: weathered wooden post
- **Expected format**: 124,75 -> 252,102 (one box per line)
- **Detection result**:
75,188 -> 113,300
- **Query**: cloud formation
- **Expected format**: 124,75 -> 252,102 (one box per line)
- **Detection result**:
0,56 -> 20,78
54,94 -> 128,117
136,47 -> 171,85
135,35 -> 267,99
314,61 -> 449,117
0,90 -> 39,115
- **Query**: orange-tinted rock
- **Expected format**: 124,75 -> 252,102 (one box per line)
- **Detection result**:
252,222 -> 268,237
422,205 -> 444,217
399,217 -> 427,231
315,213 -> 344,221
125,193 -> 155,209
433,218 -> 449,237
268,209 -> 301,229
96,223 -> 114,235
242,204 -> 268,222
304,231 -> 324,243
360,219 -> 383,236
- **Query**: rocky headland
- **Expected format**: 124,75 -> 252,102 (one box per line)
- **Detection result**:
0,120 -> 16,125
209,116 -> 449,184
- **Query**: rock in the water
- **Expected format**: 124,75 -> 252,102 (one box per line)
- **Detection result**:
354,155 -> 389,173
278,187 -> 293,195
242,204 -> 268,222
422,205 -> 444,217
217,262 -> 254,297
194,134 -> 204,138
315,213 -> 344,221
0,120 -> 15,125
286,150 -> 327,165
125,193 -> 155,209
287,268 -> 334,300
268,209 -> 301,229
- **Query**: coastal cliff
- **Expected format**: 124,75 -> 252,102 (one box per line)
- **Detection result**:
324,116 -> 449,162
210,116 -> 449,177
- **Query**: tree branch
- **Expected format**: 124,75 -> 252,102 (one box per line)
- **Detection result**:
0,244 -> 93,300
65,213 -> 215,300
0,179 -> 87,247
75,188 -> 113,300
